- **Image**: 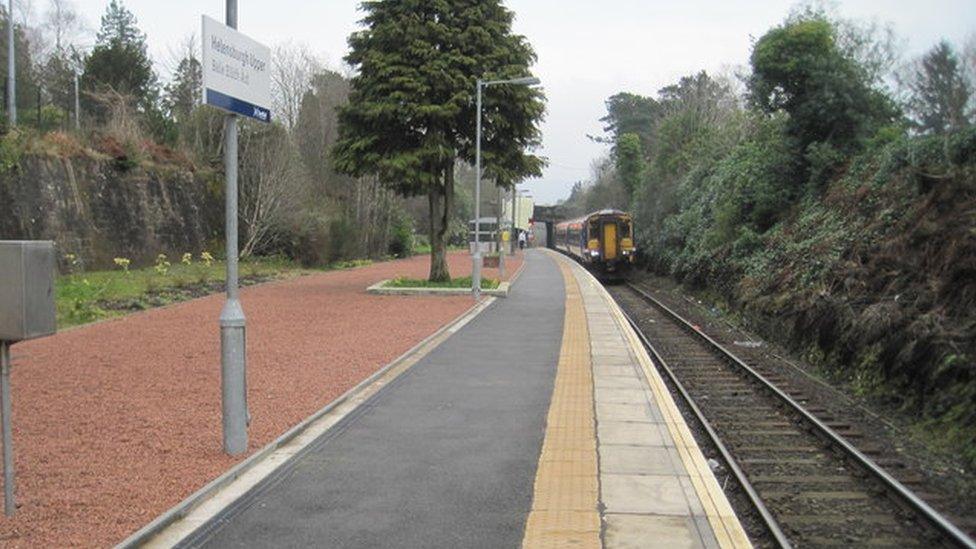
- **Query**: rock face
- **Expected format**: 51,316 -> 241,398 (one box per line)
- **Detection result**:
0,154 -> 220,270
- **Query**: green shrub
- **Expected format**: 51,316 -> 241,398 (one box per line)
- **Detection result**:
284,211 -> 333,267
805,141 -> 845,193
389,212 -> 413,258
328,215 -> 359,262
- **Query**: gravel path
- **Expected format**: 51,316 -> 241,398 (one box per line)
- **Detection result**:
0,251 -> 523,548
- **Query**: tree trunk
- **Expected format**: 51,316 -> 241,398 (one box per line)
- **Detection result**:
427,161 -> 453,282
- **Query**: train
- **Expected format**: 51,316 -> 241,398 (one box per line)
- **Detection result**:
553,209 -> 636,277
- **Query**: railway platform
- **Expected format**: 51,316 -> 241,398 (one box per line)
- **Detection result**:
140,250 -> 749,548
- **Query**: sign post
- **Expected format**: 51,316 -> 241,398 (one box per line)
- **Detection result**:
202,4 -> 271,455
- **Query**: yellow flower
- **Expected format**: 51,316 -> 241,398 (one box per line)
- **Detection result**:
113,257 -> 131,273
154,254 -> 170,276
200,251 -> 214,267
181,253 -> 193,265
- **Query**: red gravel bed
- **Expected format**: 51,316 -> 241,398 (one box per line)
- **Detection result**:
0,251 -> 524,547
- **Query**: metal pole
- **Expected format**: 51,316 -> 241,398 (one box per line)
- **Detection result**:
220,0 -> 247,456
497,185 -> 505,279
510,186 -> 517,255
7,0 -> 16,126
472,80 -> 482,299
73,72 -> 80,130
1,341 -> 14,516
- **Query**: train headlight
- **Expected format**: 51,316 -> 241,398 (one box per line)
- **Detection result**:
590,250 -> 600,257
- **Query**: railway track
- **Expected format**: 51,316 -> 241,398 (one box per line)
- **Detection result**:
609,281 -> 976,548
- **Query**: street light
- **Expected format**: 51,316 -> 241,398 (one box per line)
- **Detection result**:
7,0 -> 16,126
510,184 -> 518,255
473,75 -> 540,298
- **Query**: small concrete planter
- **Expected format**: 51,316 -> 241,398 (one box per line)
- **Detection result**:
367,255 -> 526,299
367,280 -> 511,298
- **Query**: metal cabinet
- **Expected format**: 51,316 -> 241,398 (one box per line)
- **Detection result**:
0,241 -> 56,342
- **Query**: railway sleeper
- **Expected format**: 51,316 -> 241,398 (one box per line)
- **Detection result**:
799,534 -> 923,548
734,430 -> 805,437
731,445 -> 823,454
776,512 -> 902,526
672,374 -> 742,381
719,420 -> 791,428
740,457 -> 822,465
763,490 -> 873,500
750,474 -> 853,484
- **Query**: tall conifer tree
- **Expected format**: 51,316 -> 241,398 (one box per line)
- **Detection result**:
81,0 -> 156,115
333,0 -> 545,282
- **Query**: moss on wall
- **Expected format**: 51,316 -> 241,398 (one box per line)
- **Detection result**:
0,146 -> 221,270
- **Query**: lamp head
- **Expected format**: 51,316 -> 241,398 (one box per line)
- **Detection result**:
509,76 -> 541,86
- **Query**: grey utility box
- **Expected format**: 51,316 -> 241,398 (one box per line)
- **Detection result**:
0,241 -> 57,342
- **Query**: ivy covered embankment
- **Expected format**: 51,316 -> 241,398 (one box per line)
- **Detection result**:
645,130 -> 976,465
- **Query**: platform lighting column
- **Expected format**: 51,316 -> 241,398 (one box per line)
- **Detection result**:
73,72 -> 80,130
473,76 -> 540,298
497,185 -> 505,279
220,0 -> 248,456
473,79 -> 483,299
511,186 -> 518,255
7,0 -> 15,125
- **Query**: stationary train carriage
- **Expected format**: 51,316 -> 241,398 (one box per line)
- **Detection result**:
553,209 -> 635,277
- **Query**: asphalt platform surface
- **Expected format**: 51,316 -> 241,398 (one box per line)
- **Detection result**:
191,251 -> 564,548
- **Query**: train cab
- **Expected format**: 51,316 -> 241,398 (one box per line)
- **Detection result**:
554,209 -> 635,278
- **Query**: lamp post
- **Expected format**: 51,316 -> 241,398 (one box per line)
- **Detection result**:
510,185 -> 518,255
497,185 -> 505,279
7,0 -> 15,126
473,75 -> 540,298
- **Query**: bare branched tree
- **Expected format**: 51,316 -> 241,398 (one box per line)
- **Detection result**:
162,33 -> 198,82
42,0 -> 85,54
238,122 -> 309,257
271,41 -> 321,129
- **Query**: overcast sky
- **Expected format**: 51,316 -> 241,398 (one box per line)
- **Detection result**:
67,0 -> 975,204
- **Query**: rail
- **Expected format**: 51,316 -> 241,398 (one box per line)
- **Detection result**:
623,281 -> 976,549
617,304 -> 792,548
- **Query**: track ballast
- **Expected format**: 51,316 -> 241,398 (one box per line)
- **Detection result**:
609,281 -> 975,549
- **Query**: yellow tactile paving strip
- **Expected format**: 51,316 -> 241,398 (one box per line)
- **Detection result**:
522,260 -> 602,549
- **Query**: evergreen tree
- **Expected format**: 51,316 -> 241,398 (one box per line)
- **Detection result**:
42,47 -> 83,120
598,92 -> 659,152
748,16 -> 896,153
81,0 -> 157,116
905,41 -> 973,134
295,70 -> 350,190
163,54 -> 202,126
333,0 -> 545,282
615,133 -> 645,201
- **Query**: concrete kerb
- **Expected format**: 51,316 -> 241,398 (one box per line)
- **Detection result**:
114,295 -> 497,549
366,251 -> 528,298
